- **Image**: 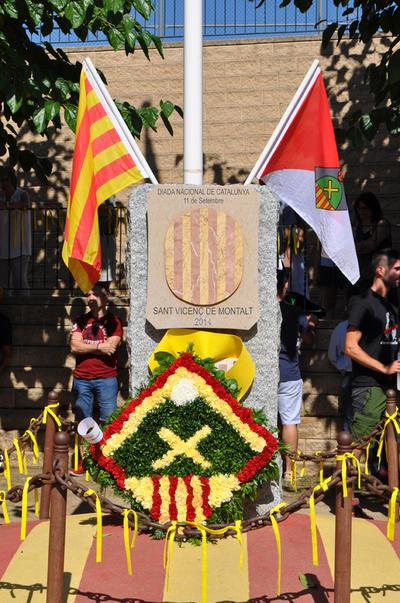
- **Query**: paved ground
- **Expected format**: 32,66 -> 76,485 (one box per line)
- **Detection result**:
1,454 -> 399,602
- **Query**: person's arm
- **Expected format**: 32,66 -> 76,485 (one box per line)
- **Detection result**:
70,332 -> 119,356
345,326 -> 400,375
299,313 -> 316,347
0,344 -> 12,371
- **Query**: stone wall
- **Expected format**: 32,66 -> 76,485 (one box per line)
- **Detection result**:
2,34 -> 399,451
27,34 -> 400,230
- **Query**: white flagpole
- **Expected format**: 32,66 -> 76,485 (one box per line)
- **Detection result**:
184,0 -> 203,184
83,57 -> 158,185
245,59 -> 320,185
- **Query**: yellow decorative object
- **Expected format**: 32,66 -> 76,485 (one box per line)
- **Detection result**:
3,449 -> 11,491
84,490 -> 103,562
122,509 -> 138,575
269,503 -> 287,596
24,429 -> 39,464
42,402 -> 62,430
336,452 -> 361,498
387,487 -> 399,541
163,520 -> 177,592
148,329 -> 255,401
20,477 -> 31,541
309,476 -> 332,566
377,410 -> 400,469
74,434 -> 79,472
13,438 -> 24,475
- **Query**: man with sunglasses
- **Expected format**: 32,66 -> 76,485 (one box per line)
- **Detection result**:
70,282 -> 122,474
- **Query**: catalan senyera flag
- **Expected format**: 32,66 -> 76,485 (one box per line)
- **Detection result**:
62,58 -> 156,293
246,60 -> 359,284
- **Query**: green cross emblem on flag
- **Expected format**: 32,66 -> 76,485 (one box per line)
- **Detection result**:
315,168 -> 347,211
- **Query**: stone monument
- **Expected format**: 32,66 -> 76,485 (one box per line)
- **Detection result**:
126,184 -> 280,512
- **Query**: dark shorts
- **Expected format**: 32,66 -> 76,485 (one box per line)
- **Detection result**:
351,386 -> 387,441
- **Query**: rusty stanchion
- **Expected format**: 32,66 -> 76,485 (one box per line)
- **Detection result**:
385,389 -> 400,522
46,431 -> 70,603
334,431 -> 353,603
39,391 -> 59,519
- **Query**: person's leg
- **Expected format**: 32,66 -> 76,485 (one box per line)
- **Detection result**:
73,378 -> 95,422
278,379 -> 303,476
93,377 -> 118,422
351,386 -> 387,448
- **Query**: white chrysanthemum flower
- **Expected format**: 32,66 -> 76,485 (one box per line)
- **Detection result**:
170,378 -> 199,406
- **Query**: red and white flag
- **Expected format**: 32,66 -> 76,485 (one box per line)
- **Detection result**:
246,60 -> 359,284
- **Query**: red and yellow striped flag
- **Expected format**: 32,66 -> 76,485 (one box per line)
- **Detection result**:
62,59 -> 155,292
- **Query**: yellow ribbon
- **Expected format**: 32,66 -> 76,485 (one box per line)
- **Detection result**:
23,429 -> 39,464
336,453 -> 361,498
300,458 -> 306,478
269,503 -> 287,597
163,520 -> 177,593
84,490 -> 103,562
387,487 -> 399,541
20,477 -> 31,541
85,471 -> 90,482
13,438 -> 24,475
290,458 -> 297,492
163,520 -> 243,603
234,520 -> 244,569
22,449 -> 28,475
0,490 -> 10,524
148,329 -> 255,401
364,441 -> 371,475
42,402 -> 62,430
309,476 -> 332,566
3,448 -> 11,491
122,509 -> 138,575
377,410 -> 400,469
74,434 -> 79,472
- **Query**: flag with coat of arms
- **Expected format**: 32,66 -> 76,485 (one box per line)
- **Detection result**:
246,60 -> 359,285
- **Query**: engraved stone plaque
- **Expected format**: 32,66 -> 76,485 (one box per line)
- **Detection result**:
146,185 -> 260,330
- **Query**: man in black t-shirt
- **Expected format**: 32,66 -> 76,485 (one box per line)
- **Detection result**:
345,249 -> 400,442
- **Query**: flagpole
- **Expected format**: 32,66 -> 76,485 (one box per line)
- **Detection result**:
245,59 -> 320,185
84,58 -> 158,185
184,0 -> 203,184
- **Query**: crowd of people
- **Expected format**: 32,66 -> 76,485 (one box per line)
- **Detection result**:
277,191 -> 400,500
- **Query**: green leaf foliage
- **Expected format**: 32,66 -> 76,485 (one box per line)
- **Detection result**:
0,0 -> 181,182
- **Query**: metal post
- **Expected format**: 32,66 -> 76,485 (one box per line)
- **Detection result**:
40,391 -> 59,519
46,431 -> 70,603
385,389 -> 399,522
184,0 -> 203,184
334,431 -> 353,603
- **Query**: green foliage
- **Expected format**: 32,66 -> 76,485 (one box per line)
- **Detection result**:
112,398 -> 256,477
253,0 -> 400,145
0,0 -> 179,180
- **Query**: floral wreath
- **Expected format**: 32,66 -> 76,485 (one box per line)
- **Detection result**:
85,350 -> 280,525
